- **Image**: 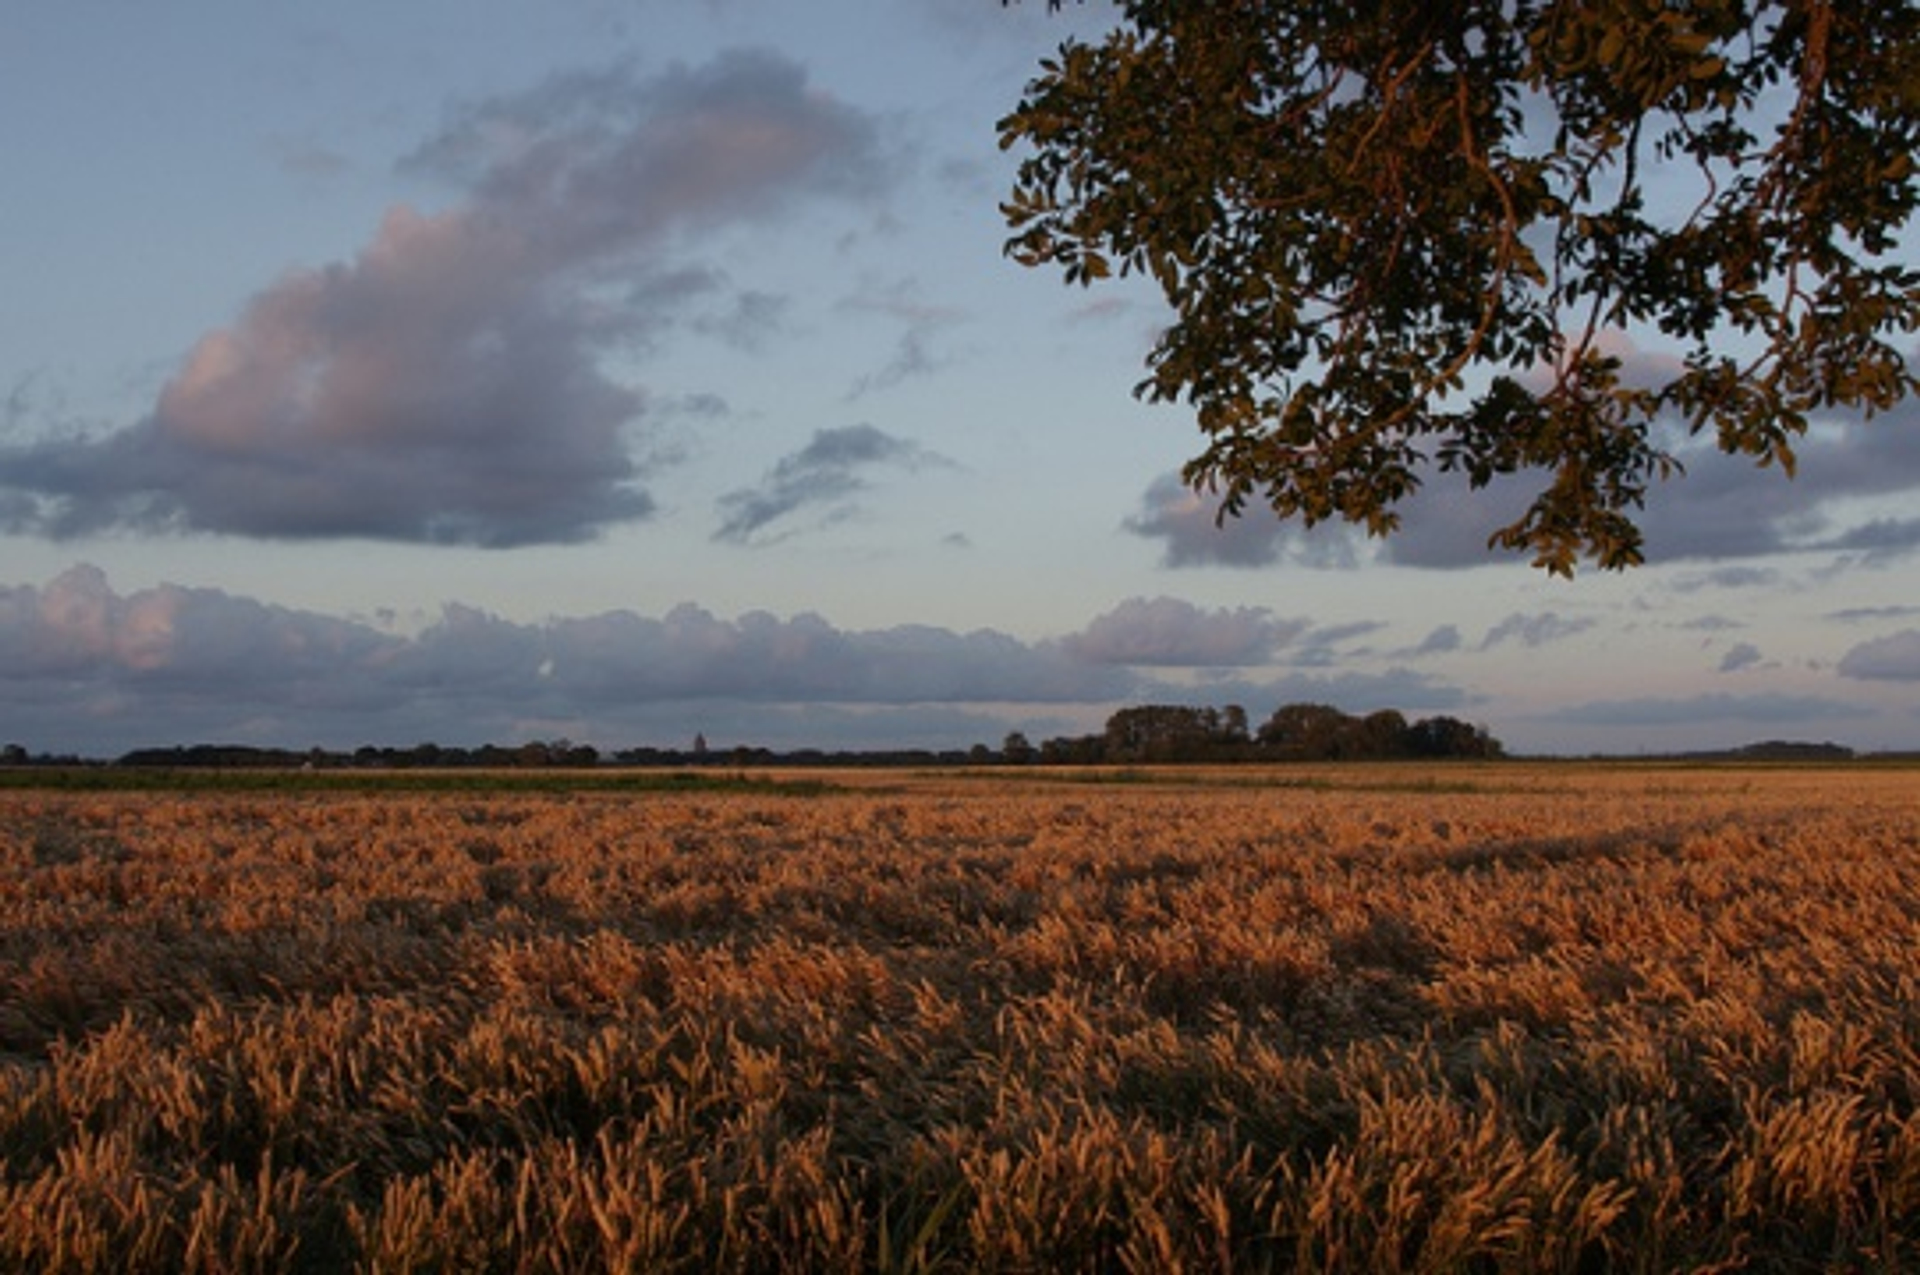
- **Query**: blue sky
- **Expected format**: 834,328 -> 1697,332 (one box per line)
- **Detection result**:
3,1 -> 1918,758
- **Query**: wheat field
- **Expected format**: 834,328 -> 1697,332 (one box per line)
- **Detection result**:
2,763 -> 1918,1271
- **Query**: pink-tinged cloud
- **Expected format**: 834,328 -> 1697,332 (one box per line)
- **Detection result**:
0,564 -> 396,689
1062,595 -> 1305,667
0,565 -> 1141,756
0,52 -> 891,546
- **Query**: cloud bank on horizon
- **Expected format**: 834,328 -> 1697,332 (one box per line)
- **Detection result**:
1,564 -> 1463,755
3,564 -> 1915,758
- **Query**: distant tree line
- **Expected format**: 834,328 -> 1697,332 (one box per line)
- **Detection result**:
1009,703 -> 1503,766
8,727 -> 1906,772
97,740 -> 991,771
110,741 -> 607,770
7,705 -> 1503,772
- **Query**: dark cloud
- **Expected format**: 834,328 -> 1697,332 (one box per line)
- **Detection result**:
1837,630 -> 1920,681
693,289 -> 793,352
403,54 -> 890,243
1125,469 -> 1573,573
1292,620 -> 1387,666
1062,596 -> 1306,667
1818,517 -> 1920,563
713,424 -> 950,544
1373,480 -> 1536,569
1828,605 -> 1920,624
0,564 -> 1130,755
838,279 -> 965,399
1399,624 -> 1463,658
5,565 -> 1500,756
1127,390 -> 1920,573
1634,409 -> 1920,563
1717,641 -> 1764,673
1123,475 -> 1361,569
1158,667 -> 1472,718
400,602 -> 1122,705
1669,566 -> 1783,592
0,52 -> 893,546
1480,612 -> 1596,649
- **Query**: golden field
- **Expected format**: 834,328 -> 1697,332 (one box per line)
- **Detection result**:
2,763 -> 1918,1272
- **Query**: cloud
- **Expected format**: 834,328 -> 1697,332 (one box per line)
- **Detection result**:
1671,566 -> 1783,591
1480,612 -> 1596,649
838,279 -> 966,399
1399,624 -> 1463,658
0,52 -> 893,546
401,602 -> 1121,705
1162,667 -> 1472,718
693,288 -> 793,352
1125,384 -> 1920,573
1556,691 -> 1875,727
0,566 -> 402,741
1123,475 -> 1361,569
1370,480 -> 1539,569
1717,641 -> 1764,673
1061,596 -> 1306,667
0,564 -> 1136,755
1837,630 -> 1920,681
1124,468 -> 1589,573
1819,517 -> 1920,563
1634,410 -> 1920,563
1828,605 -> 1920,624
713,423 -> 950,543
1291,620 -> 1388,667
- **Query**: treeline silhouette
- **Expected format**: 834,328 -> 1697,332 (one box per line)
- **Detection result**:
1012,703 -> 1502,765
49,702 -> 1501,770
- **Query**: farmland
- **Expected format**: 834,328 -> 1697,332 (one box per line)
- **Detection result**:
2,763 -> 1918,1271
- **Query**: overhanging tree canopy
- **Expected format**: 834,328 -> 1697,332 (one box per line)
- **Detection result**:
999,0 -> 1919,572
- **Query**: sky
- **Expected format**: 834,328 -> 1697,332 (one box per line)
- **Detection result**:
3,1 -> 1918,759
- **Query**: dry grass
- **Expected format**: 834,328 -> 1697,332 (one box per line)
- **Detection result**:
2,763 -> 1918,1270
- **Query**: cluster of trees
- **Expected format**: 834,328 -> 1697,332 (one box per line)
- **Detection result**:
1009,703 -> 1503,765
